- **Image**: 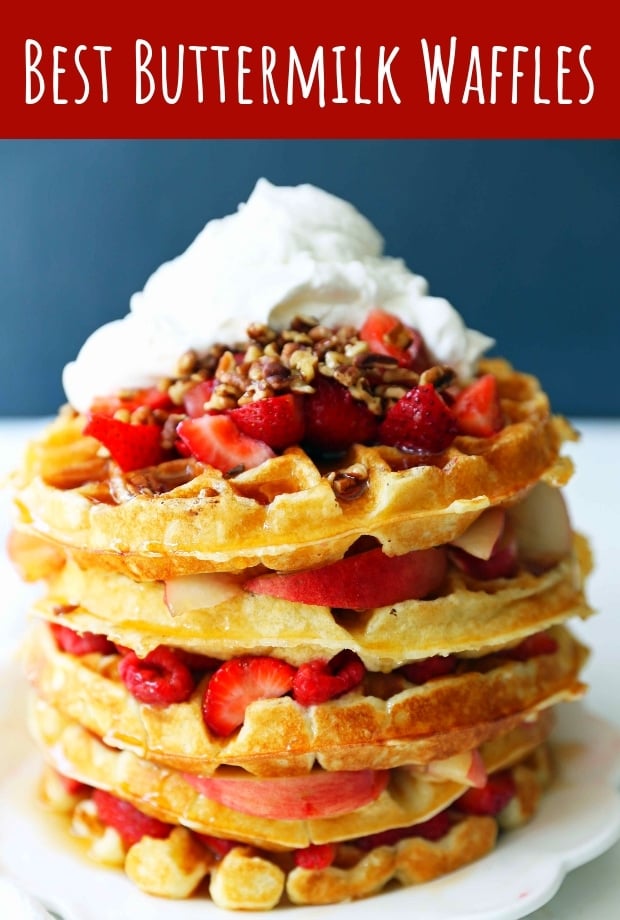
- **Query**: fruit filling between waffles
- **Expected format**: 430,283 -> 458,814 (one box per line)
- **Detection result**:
6,179 -> 595,910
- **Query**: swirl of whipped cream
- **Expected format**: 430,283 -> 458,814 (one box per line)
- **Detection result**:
62,178 -> 494,413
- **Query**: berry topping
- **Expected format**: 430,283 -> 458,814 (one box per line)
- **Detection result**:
182,379 -> 216,417
244,545 -> 447,610
303,376 -> 379,454
55,771 -> 90,795
453,374 -> 504,437
90,386 -> 173,417
456,770 -> 516,816
292,650 -> 365,706
118,646 -> 195,705
195,833 -> 238,858
503,632 -> 559,661
229,393 -> 305,450
176,413 -> 275,473
202,656 -> 296,737
399,654 -> 457,685
83,414 -> 166,472
354,810 -> 452,850
379,384 -> 458,453
92,789 -> 173,847
294,843 -> 337,870
359,308 -> 430,371
50,622 -> 116,656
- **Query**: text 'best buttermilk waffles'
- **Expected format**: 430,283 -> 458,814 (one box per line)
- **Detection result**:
7,180 -> 594,909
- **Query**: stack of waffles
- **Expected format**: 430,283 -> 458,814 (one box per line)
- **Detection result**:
6,186 -> 593,910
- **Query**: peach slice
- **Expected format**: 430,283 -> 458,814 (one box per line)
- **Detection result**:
508,482 -> 572,569
449,508 -> 506,561
164,574 -> 243,616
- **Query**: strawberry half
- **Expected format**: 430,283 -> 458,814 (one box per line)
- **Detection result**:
229,394 -> 305,450
303,376 -> 379,454
379,384 -> 458,453
83,414 -> 166,472
456,770 -> 516,816
453,374 -> 504,437
202,655 -> 296,736
359,308 -> 430,371
90,386 -> 173,417
176,413 -> 275,474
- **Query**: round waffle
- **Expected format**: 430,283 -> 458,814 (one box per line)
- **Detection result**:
33,546 -> 592,669
28,695 -> 552,849
22,620 -> 586,776
10,359 -> 576,579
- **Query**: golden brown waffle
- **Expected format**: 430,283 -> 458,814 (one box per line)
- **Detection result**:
33,547 -> 592,668
31,696 -> 552,906
29,695 -> 551,848
10,359 -> 576,579
23,621 -> 586,775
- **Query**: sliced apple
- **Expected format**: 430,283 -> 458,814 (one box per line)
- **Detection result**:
184,767 -> 389,820
164,573 -> 243,616
449,508 -> 505,561
243,546 -> 447,610
508,482 -> 572,570
412,749 -> 487,788
450,522 -> 518,580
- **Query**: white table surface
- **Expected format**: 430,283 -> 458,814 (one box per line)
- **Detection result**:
0,416 -> 618,919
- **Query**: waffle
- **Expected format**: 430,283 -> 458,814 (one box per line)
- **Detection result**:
30,695 -> 552,906
31,543 -> 592,668
22,619 -> 586,776
10,359 -> 576,579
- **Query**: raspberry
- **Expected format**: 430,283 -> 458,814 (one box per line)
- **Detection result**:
294,842 -> 337,870
292,650 -> 365,706
354,810 -> 452,850
456,770 -> 516,816
92,789 -> 173,847
195,833 -> 238,858
55,770 -> 89,795
399,655 -> 457,685
379,384 -> 458,453
503,632 -> 559,661
50,622 -> 116,656
118,646 -> 195,705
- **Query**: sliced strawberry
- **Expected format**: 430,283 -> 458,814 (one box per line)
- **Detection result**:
229,394 -> 305,450
453,374 -> 504,437
359,308 -> 430,371
294,843 -> 337,870
400,654 -> 457,685
90,386 -> 173,417
83,414 -> 166,472
303,376 -> 379,454
292,651 -> 365,706
379,384 -> 458,453
456,770 -> 516,816
176,414 -> 275,474
92,789 -> 173,847
182,379 -> 216,417
202,656 -> 296,736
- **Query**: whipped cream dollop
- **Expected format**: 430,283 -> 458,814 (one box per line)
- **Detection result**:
63,178 -> 494,413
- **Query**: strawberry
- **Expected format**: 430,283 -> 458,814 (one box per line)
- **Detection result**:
90,386 -> 173,417
229,394 -> 305,450
503,632 -> 559,662
182,379 -> 216,417
294,843 -> 336,870
92,789 -> 173,847
195,833 -> 238,858
456,770 -> 516,816
354,810 -> 452,850
55,771 -> 90,796
83,414 -> 166,472
176,413 -> 275,474
202,656 -> 296,736
303,376 -> 379,454
379,384 -> 458,453
399,654 -> 457,685
292,651 -> 365,706
50,622 -> 116,656
359,308 -> 430,371
453,374 -> 504,437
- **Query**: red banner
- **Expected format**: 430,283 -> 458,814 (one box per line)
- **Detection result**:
1,0 -> 617,138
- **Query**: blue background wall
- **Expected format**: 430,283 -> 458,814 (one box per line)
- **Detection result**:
0,140 -> 618,417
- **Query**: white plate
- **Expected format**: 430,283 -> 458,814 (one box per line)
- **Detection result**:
1,657 -> 619,920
